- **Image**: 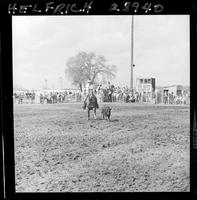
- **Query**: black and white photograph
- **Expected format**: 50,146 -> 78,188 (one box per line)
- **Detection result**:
12,15 -> 190,192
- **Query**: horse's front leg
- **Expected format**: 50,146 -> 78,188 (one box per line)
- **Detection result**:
93,108 -> 97,119
87,109 -> 90,120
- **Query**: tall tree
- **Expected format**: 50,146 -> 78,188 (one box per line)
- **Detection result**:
65,52 -> 116,91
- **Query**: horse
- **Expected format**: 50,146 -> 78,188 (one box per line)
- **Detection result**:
83,91 -> 99,120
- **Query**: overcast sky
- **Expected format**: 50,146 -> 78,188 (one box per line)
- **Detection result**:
12,15 -> 189,90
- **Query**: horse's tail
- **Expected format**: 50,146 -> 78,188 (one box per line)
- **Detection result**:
83,101 -> 87,109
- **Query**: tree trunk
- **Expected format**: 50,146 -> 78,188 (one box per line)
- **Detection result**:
79,83 -> 82,92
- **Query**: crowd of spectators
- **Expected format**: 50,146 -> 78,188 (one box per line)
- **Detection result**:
94,84 -> 137,103
39,91 -> 82,104
155,90 -> 190,105
13,90 -> 82,104
13,91 -> 36,104
13,84 -> 190,105
94,83 -> 190,105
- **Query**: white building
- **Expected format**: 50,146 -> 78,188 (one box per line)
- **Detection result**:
160,85 -> 183,95
136,78 -> 156,94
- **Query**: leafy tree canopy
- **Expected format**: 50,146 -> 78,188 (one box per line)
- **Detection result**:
65,52 -> 117,91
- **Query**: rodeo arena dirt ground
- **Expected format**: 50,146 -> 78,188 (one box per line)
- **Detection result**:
14,101 -> 190,192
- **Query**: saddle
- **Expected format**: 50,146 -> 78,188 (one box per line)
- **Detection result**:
83,94 -> 99,110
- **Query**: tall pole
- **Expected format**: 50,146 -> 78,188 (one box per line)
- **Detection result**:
130,15 -> 134,91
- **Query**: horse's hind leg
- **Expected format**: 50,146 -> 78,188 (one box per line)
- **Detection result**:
87,109 -> 90,120
108,115 -> 110,121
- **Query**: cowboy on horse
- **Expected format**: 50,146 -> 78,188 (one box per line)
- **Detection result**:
83,80 -> 99,120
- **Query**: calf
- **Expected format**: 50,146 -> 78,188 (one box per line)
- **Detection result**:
101,105 -> 112,121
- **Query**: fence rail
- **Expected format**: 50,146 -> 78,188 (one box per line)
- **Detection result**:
13,92 -> 190,105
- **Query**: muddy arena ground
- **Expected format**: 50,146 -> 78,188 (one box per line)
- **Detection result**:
14,102 -> 190,192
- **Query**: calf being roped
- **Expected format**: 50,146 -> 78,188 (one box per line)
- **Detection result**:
101,105 -> 112,121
